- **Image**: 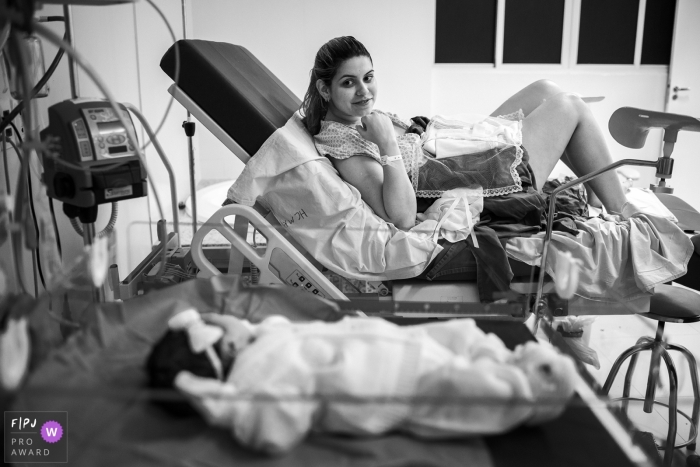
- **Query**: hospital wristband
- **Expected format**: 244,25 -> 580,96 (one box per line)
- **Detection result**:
380,154 -> 403,166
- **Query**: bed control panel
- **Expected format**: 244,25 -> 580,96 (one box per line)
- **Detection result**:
286,270 -> 325,298
268,248 -> 327,298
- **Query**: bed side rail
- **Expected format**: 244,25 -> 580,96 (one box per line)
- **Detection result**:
190,204 -> 348,301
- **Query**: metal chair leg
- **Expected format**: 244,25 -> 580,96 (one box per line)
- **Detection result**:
659,347 -> 678,467
644,324 -> 666,414
603,341 -> 652,394
623,337 -> 654,413
667,343 -> 700,451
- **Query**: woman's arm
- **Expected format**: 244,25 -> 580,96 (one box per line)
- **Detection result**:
332,113 -> 416,230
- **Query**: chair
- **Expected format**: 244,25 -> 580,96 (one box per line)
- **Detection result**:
602,277 -> 700,467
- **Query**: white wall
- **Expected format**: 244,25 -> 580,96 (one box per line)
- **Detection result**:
189,0 -> 436,182
191,0 -> 668,191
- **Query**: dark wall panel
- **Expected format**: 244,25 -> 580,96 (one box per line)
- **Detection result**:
641,0 -> 677,65
578,0 -> 639,64
435,0 -> 497,63
503,0 -> 565,64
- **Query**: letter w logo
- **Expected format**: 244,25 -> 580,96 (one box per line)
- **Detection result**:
46,428 -> 58,437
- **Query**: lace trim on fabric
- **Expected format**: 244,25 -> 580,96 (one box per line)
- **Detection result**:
410,147 -> 424,193
484,143 -> 523,196
497,109 -> 525,121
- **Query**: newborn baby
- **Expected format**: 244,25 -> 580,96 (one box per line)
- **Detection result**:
147,309 -> 577,454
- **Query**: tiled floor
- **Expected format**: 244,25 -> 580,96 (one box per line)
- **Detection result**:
575,284 -> 700,466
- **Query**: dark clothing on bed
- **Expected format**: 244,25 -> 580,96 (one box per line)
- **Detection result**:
418,151 -> 591,301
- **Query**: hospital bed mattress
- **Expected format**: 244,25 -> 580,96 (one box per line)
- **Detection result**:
8,276 -> 654,467
160,40 -> 300,157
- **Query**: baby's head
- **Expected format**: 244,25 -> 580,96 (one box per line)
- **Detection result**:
146,309 -> 238,415
510,341 -> 578,425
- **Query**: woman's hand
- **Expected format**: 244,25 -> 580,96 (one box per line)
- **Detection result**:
356,112 -> 397,153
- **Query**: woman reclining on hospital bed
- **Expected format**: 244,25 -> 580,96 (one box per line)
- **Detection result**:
300,36 -> 696,302
304,36 -> 627,233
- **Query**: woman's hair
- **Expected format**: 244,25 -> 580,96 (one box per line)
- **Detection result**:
301,36 -> 372,135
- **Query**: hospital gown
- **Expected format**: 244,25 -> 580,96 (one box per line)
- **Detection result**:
314,111 -> 529,198
174,315 -> 576,454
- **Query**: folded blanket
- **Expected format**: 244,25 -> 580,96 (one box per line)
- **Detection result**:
505,189 -> 693,304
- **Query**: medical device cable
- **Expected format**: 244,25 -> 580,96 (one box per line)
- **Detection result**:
48,198 -> 62,258
139,0 -> 180,153
2,7 -> 62,296
0,17 -> 67,136
6,136 -> 46,291
0,124 -> 29,295
1,126 -> 11,197
142,0 -> 189,238
32,21 -> 169,279
67,202 -> 118,239
129,3 -> 153,248
7,30 -> 36,295
7,132 -> 47,295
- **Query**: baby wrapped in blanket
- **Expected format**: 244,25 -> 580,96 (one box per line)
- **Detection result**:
147,309 -> 577,454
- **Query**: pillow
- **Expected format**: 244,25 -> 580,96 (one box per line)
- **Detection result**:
228,112 -> 441,281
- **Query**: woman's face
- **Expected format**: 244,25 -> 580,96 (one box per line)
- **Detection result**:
322,55 -> 376,126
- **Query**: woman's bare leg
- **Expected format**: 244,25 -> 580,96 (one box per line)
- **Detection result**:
490,79 -> 566,118
491,80 -> 622,211
520,92 -> 627,213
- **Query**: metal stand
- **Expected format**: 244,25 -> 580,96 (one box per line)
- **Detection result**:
63,203 -> 104,303
602,320 -> 700,467
182,120 -> 196,234
62,4 -> 79,99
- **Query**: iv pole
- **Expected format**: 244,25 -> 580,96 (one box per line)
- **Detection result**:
62,4 -> 105,303
181,0 -> 197,235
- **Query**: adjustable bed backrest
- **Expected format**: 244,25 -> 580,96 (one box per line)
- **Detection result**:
160,40 -> 301,158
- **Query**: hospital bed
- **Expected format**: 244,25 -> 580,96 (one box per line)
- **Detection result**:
156,39 -> 698,324
156,39 -> 540,319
